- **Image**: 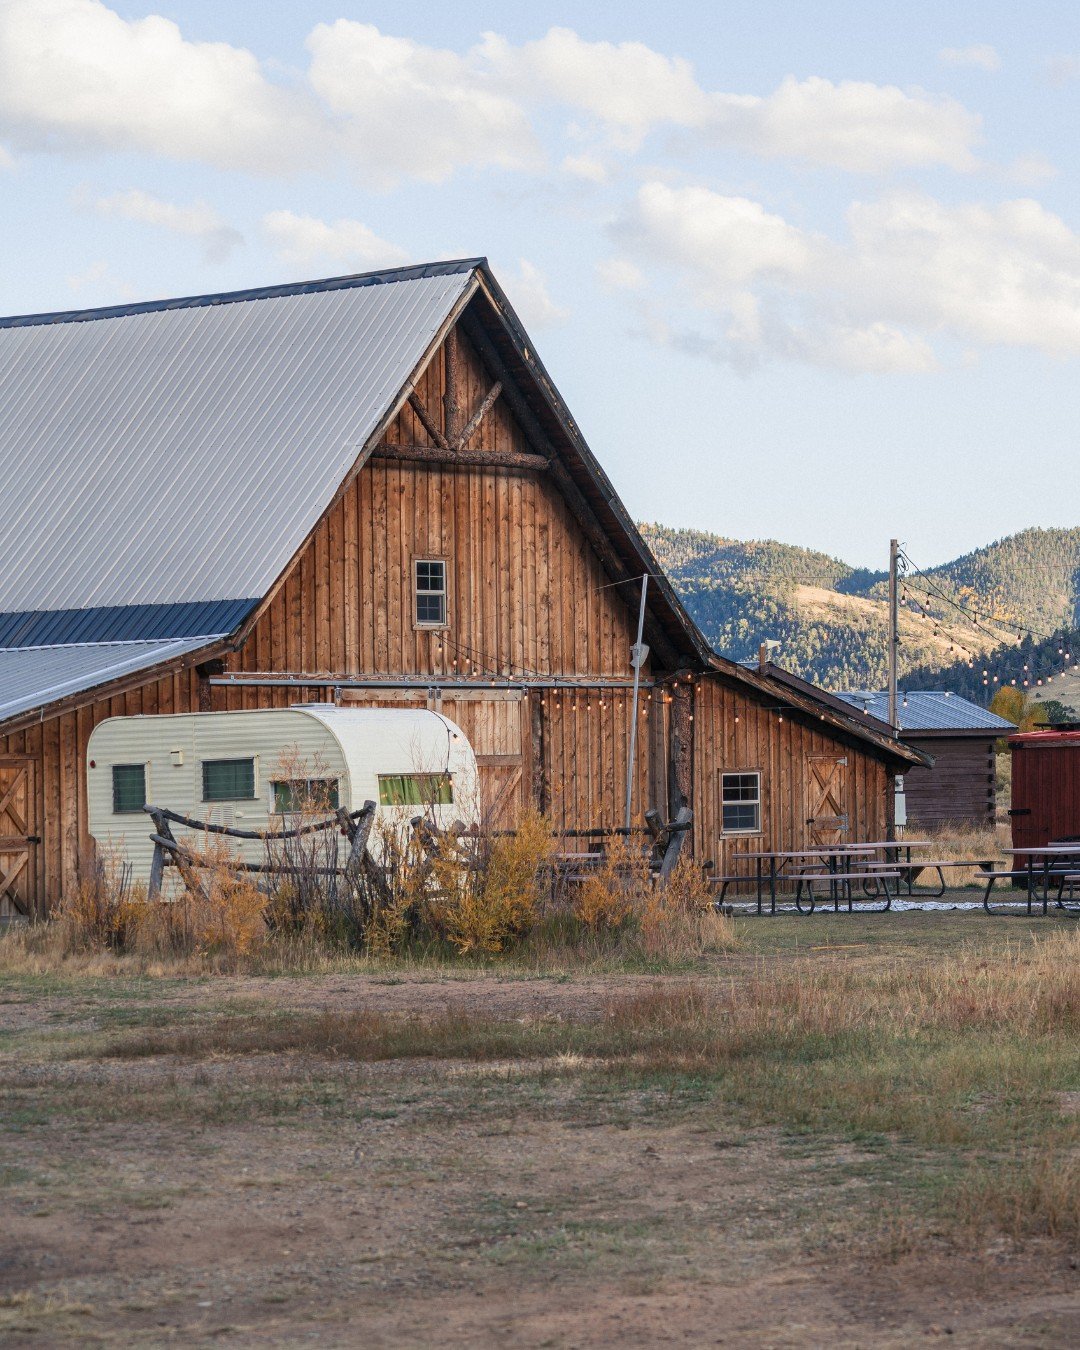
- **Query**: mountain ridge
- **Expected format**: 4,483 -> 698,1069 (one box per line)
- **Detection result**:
643,523 -> 1080,694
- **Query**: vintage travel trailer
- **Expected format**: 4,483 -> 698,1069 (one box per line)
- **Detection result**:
86,705 -> 479,886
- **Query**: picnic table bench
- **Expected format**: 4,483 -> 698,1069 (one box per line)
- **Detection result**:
983,846 -> 1080,916
789,869 -> 900,914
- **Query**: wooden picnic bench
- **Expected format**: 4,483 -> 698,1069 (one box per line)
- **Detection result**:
789,869 -> 900,914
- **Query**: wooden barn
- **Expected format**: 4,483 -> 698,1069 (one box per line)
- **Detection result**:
835,690 -> 1013,829
0,259 -> 922,916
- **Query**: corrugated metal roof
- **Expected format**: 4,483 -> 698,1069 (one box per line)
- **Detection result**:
0,261 -> 477,613
0,638 -> 220,723
835,690 -> 1016,732
0,599 -> 257,648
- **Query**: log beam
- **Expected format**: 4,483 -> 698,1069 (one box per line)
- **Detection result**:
372,445 -> 548,471
455,380 -> 502,450
407,391 -> 448,450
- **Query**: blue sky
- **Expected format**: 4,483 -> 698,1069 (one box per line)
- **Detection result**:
2,2 -> 1079,568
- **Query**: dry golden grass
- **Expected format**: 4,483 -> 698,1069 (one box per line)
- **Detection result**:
904,820 -> 1007,887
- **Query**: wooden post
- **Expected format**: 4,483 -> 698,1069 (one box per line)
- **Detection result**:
667,678 -> 694,836
529,691 -> 549,814
443,327 -> 461,444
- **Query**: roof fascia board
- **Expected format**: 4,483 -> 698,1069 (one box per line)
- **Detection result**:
229,271 -> 483,651
0,258 -> 485,329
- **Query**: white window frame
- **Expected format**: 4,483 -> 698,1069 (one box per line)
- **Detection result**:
413,557 -> 448,630
720,769 -> 762,836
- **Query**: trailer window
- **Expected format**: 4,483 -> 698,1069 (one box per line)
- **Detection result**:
112,763 -> 146,815
272,779 -> 340,814
378,773 -> 453,807
414,558 -> 447,628
202,758 -> 255,802
721,771 -> 761,833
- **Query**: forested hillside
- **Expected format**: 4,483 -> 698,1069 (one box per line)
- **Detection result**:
643,523 -> 1080,693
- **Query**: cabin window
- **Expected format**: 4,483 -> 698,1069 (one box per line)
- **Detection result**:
378,773 -> 453,807
721,771 -> 761,834
414,558 -> 447,628
202,758 -> 256,802
112,763 -> 146,815
272,779 -> 340,814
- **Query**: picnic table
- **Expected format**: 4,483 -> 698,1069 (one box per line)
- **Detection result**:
984,845 -> 1080,916
717,844 -> 911,914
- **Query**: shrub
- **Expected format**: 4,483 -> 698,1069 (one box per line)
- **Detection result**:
54,851 -> 147,952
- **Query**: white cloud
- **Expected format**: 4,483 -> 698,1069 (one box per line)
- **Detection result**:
705,76 -> 982,173
92,188 -> 243,261
305,21 -> 539,186
562,152 -> 609,183
501,259 -> 569,328
0,0 -> 321,174
65,258 -> 134,298
261,210 -> 408,272
481,27 -> 710,149
608,181 -> 1080,371
939,44 -> 1001,72
0,144 -> 13,170
612,182 -> 814,297
0,11 -> 1004,184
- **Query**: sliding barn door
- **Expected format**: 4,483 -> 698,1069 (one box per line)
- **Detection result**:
439,693 -> 526,829
0,757 -> 38,918
806,754 -> 849,845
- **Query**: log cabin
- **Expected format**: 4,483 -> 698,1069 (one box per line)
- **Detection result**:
0,258 -> 923,916
836,690 -> 1013,829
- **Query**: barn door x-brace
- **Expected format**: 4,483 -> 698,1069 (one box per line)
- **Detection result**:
0,757 -> 37,917
807,755 -> 848,845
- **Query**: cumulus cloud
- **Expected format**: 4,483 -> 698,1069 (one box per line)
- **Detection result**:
704,76 -> 982,173
261,210 -> 408,271
0,8 -> 993,183
92,188 -> 243,261
939,44 -> 1001,72
500,259 -> 569,328
596,257 -> 645,291
480,27 -> 710,148
305,21 -> 539,186
608,181 -> 1080,372
0,0 -> 321,174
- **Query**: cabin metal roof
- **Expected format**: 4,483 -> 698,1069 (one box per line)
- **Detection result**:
835,690 -> 1016,733
0,637 -> 224,724
0,260 -> 478,614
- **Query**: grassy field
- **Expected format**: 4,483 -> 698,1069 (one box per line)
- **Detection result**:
1,909 -> 1077,1347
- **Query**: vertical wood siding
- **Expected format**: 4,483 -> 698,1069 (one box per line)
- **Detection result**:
0,318 -> 895,909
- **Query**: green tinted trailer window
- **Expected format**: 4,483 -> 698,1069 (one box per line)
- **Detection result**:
272,779 -> 340,813
112,763 -> 146,815
378,773 -> 453,807
202,758 -> 255,802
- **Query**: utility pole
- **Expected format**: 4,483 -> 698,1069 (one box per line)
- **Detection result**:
624,574 -> 650,832
887,538 -> 899,732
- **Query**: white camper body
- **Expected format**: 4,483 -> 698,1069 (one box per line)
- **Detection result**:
86,705 -> 478,886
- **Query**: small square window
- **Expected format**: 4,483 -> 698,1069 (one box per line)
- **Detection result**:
414,558 -> 447,628
721,771 -> 761,834
202,758 -> 255,802
112,763 -> 146,815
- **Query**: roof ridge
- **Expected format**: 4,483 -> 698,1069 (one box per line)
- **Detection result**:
0,257 -> 486,329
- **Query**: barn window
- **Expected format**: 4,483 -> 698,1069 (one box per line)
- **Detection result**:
378,773 -> 453,807
414,558 -> 447,628
202,758 -> 256,802
112,763 -> 146,815
272,779 -> 340,814
721,771 -> 761,834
